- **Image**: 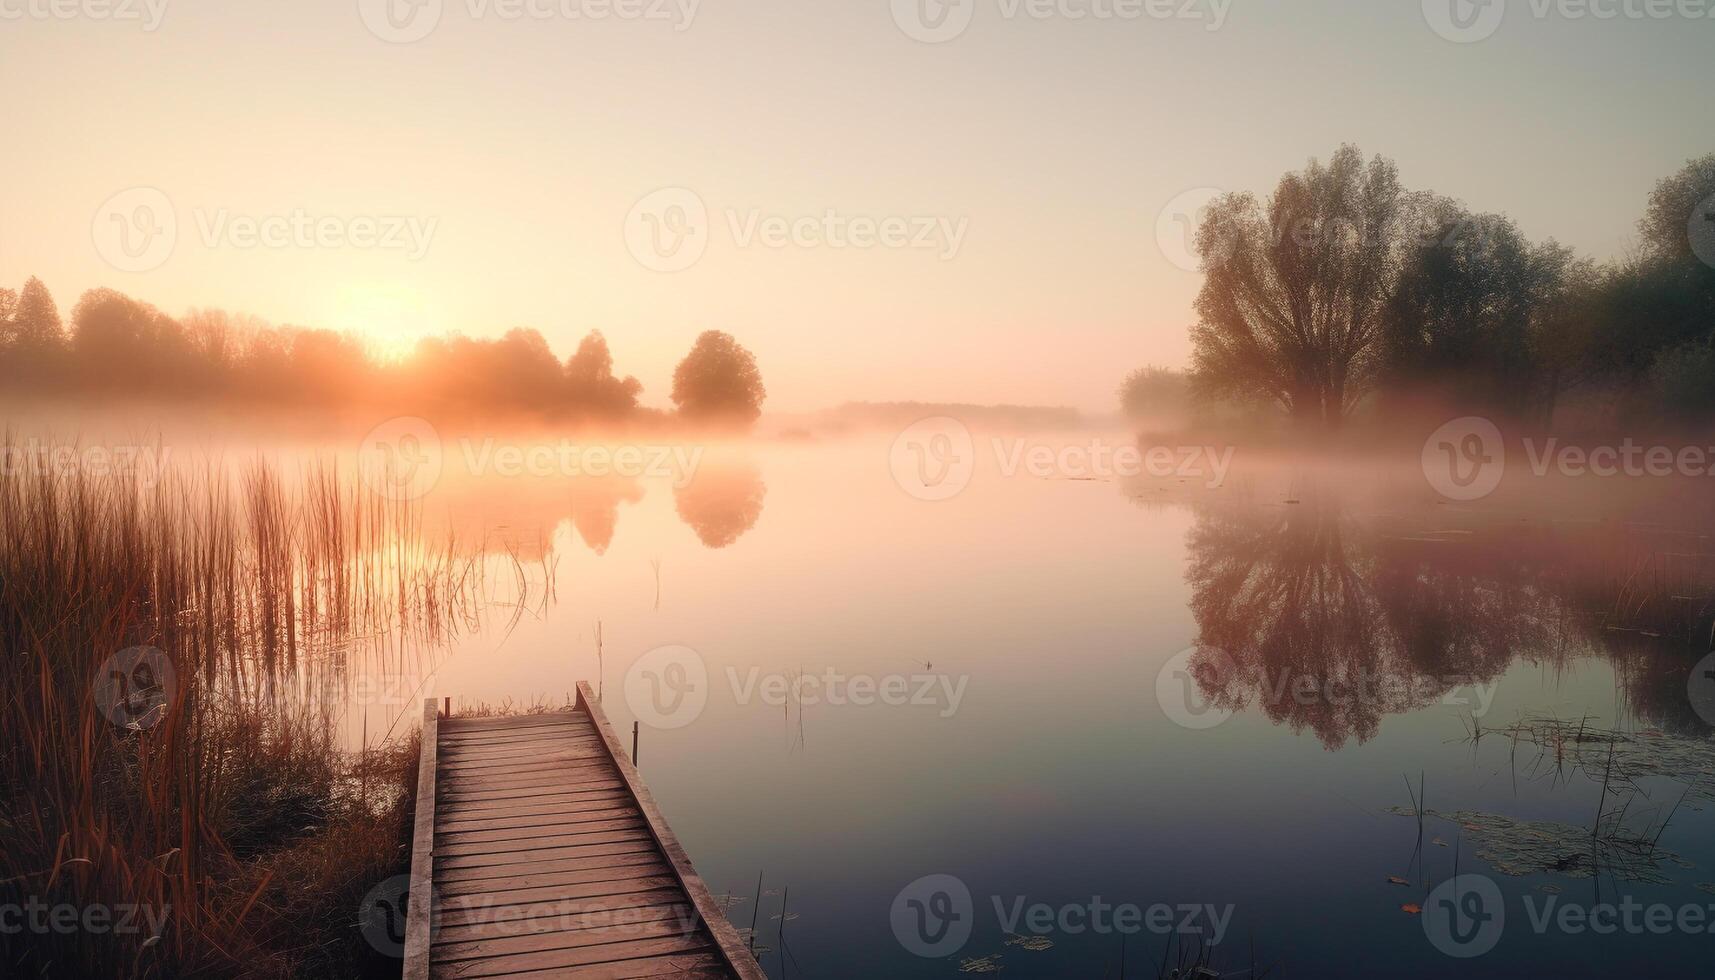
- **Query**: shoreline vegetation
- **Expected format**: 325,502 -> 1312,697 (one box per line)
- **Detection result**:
1119,148 -> 1715,443
0,282 -> 768,433
0,443 -> 554,978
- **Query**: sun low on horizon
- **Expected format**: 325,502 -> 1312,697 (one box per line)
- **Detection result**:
4,1 -> 1709,413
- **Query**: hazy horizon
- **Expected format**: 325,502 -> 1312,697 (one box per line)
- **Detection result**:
4,1 -> 1709,412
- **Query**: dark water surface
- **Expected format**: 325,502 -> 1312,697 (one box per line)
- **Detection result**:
406,436 -> 1715,978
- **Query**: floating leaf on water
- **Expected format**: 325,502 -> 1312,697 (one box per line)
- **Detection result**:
959,954 -> 1004,973
1003,933 -> 1054,951
1696,883 -> 1715,895
1431,838 -> 1448,848
1393,807 -> 1685,884
1401,904 -> 1422,914
1386,876 -> 1410,886
1536,884 -> 1563,894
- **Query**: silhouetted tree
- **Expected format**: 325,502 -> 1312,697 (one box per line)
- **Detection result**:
6,277 -> 65,355
565,330 -> 643,419
670,330 -> 765,429
1118,366 -> 1189,421
1641,152 -> 1715,265
1382,208 -> 1576,415
71,289 -> 197,392
1636,154 -> 1715,423
1189,146 -> 1420,429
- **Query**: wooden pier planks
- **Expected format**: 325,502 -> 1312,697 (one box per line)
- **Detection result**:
402,683 -> 764,980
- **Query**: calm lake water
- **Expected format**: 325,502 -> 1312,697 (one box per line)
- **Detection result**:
328,431 -> 1715,977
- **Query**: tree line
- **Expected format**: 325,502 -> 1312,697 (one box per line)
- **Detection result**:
0,281 -> 766,429
1125,148 -> 1715,432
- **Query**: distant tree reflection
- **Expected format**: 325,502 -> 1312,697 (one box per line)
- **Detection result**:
673,460 -> 765,548
569,475 -> 645,555
1184,487 -> 1574,748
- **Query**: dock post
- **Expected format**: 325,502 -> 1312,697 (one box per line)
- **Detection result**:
632,720 -> 640,764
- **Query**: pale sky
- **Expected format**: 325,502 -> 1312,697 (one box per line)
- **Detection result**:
0,1 -> 1707,412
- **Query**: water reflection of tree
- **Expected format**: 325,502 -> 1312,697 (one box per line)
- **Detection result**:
569,475 -> 644,555
673,461 -> 765,548
1185,490 -> 1571,748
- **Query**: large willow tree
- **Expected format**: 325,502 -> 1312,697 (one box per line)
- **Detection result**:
1189,146 -> 1422,429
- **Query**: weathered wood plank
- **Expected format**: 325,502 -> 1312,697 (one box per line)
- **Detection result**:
438,805 -> 641,835
440,816 -> 646,846
437,749 -> 607,772
438,801 -> 637,829
402,699 -> 440,980
435,895 -> 691,939
436,828 -> 653,860
433,915 -> 702,963
439,733 -> 602,754
575,683 -> 767,980
435,860 -> 673,900
438,880 -> 683,925
439,769 -> 612,793
435,849 -> 669,885
428,935 -> 716,979
436,839 -> 659,872
418,700 -> 758,978
439,782 -> 628,805
438,785 -> 628,813
441,714 -> 600,733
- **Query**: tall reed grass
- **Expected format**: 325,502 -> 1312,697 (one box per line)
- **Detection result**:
0,437 -> 537,977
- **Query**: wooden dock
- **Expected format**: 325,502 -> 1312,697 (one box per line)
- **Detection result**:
402,682 -> 765,980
